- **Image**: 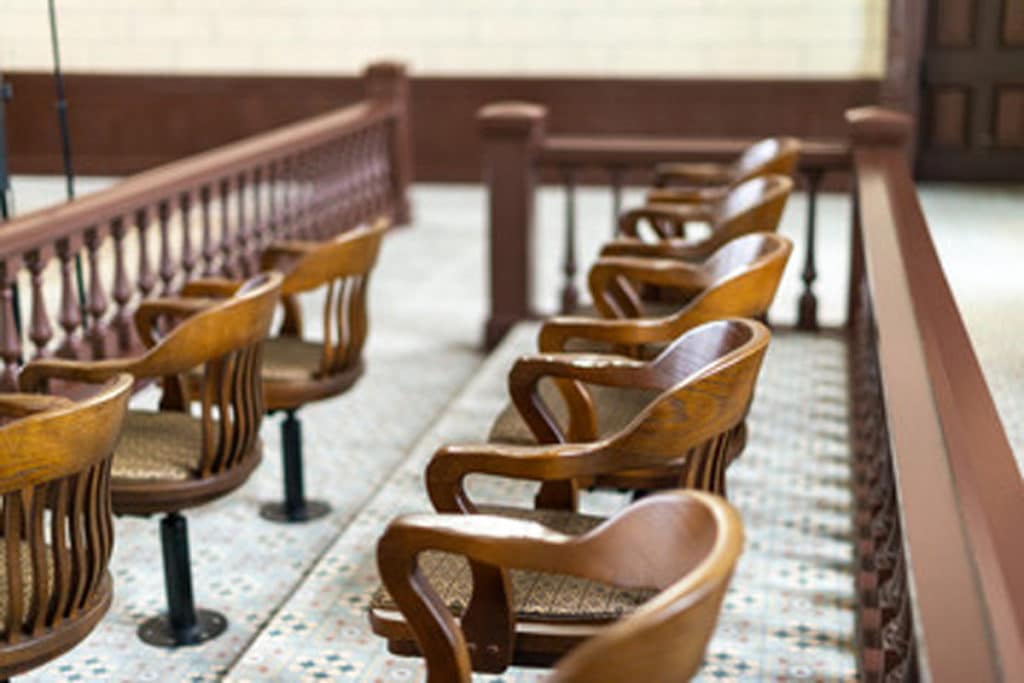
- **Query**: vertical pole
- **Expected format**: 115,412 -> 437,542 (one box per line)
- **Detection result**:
796,169 -> 822,331
160,512 -> 198,642
560,166 -> 578,314
478,102 -> 547,349
364,61 -> 414,226
281,410 -> 306,518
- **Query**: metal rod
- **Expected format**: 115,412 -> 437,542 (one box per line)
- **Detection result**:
797,169 -> 823,331
47,0 -> 89,330
560,166 -> 578,314
160,512 -> 199,643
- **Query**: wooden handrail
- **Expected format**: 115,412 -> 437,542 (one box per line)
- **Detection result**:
848,106 -> 1023,681
0,61 -> 413,387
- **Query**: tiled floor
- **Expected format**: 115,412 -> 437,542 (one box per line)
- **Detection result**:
6,177 -> 1022,681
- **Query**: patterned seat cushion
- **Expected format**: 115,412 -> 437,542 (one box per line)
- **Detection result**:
488,380 -> 658,445
262,337 -> 324,383
0,539 -> 54,633
112,410 -> 203,481
371,506 -> 655,622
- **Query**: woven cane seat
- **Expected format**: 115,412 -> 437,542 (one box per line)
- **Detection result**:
0,540 -> 54,632
262,337 -> 325,383
489,380 -> 658,445
112,410 -> 203,481
371,505 -> 655,622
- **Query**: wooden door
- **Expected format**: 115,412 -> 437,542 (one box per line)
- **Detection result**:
917,0 -> 1024,180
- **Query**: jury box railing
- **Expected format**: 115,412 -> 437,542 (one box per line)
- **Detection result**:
479,103 -> 1023,681
0,62 -> 412,389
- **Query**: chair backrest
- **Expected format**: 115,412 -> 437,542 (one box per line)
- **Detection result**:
0,374 -> 131,670
274,218 -> 388,376
547,492 -> 743,683
709,175 -> 793,247
730,136 -> 801,184
658,234 -> 791,338
607,318 -> 770,493
138,272 -> 281,477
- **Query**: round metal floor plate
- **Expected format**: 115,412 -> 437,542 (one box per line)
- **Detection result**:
138,609 -> 228,648
259,499 -> 332,523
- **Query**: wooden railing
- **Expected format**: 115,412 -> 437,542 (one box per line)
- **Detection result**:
478,101 -> 1023,680
478,101 -> 849,348
0,61 -> 412,389
846,107 -> 1022,682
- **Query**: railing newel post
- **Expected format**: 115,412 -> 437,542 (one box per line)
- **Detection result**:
478,101 -> 547,349
364,61 -> 413,226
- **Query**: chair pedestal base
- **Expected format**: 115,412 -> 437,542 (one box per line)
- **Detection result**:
260,410 -> 331,524
138,512 -> 228,648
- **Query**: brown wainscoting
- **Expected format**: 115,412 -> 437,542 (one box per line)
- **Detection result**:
5,72 -> 879,181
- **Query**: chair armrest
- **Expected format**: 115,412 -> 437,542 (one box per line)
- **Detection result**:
178,277 -> 243,298
617,204 -> 713,240
259,240 -> 319,271
588,256 -> 710,318
508,353 -> 648,443
0,393 -> 75,418
377,512 -> 581,682
134,297 -> 217,348
425,441 -> 600,514
645,186 -> 727,204
536,315 -> 673,355
653,162 -> 732,187
19,358 -> 136,393
600,237 -> 712,262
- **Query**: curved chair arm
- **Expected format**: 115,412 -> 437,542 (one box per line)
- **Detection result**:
426,441 -> 599,514
589,256 -> 710,318
601,236 -> 713,262
0,393 -> 75,418
652,161 -> 732,187
259,240 -> 319,271
617,204 -> 713,240
537,315 -> 675,355
645,186 -> 727,204
179,277 -> 243,299
508,353 -> 648,443
134,296 -> 217,349
19,357 -> 137,394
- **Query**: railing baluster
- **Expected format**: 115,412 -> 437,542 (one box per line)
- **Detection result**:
84,228 -> 109,358
235,173 -> 250,276
797,169 -> 823,330
157,200 -> 177,295
0,260 -> 21,389
560,166 -> 578,314
180,191 -> 197,282
609,165 -> 624,238
111,218 -> 133,351
267,163 -> 278,240
219,178 -> 234,277
280,157 -> 294,239
57,240 -> 83,358
251,167 -> 263,262
200,186 -> 216,276
25,251 -> 53,358
136,208 -> 156,299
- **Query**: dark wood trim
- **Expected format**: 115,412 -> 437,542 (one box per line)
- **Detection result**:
3,72 -> 880,182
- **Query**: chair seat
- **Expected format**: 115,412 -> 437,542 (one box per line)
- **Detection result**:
370,505 -> 655,623
572,300 -> 681,319
113,410 -> 203,481
260,337 -> 364,411
488,380 -> 658,445
0,540 -> 53,633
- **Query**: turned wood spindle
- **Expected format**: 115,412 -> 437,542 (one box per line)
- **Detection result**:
25,251 -> 53,358
0,263 -> 21,389
560,166 -> 578,314
136,208 -> 157,299
158,200 -> 177,295
111,218 -> 134,351
200,186 -> 216,276
57,240 -> 84,358
219,178 -> 234,277
180,192 -> 197,280
84,228 -> 110,358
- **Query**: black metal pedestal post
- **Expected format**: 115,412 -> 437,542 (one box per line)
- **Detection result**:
137,512 -> 228,647
797,169 -> 823,331
259,410 -> 331,523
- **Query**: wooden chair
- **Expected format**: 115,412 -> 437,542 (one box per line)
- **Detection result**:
242,218 -> 388,522
19,272 -> 282,648
370,319 -> 765,668
650,136 -> 800,196
372,490 -> 744,681
603,174 -> 793,262
0,375 -> 131,680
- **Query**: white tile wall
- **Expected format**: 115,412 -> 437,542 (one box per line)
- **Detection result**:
0,0 -> 887,77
